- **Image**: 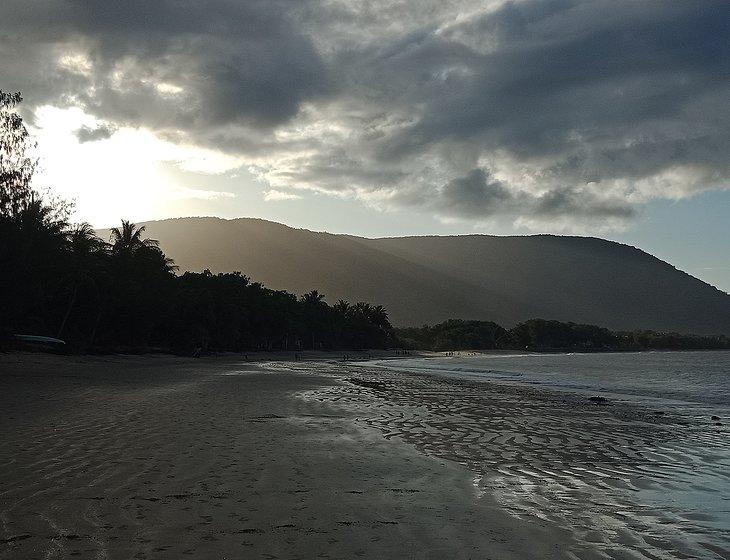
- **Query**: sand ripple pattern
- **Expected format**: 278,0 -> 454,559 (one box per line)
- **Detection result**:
4,355 -> 579,560
296,361 -> 730,560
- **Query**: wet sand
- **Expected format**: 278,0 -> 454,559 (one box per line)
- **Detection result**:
296,359 -> 729,560
1,353 -> 572,560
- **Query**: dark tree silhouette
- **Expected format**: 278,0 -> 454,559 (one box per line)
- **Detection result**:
397,319 -> 729,352
300,290 -> 328,349
57,223 -> 107,339
110,220 -> 158,254
0,91 -> 35,216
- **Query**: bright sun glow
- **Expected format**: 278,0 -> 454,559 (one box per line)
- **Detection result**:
31,106 -> 242,227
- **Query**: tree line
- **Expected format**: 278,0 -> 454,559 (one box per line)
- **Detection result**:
396,318 -> 730,352
0,210 -> 396,353
0,91 -> 395,353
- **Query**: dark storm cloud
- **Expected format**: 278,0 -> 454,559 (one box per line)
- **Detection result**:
335,0 -> 729,225
434,168 -> 634,220
1,0 -> 329,131
440,169 -> 513,217
1,0 -> 728,228
375,1 -> 729,166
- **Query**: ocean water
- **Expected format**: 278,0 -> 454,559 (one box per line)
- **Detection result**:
364,351 -> 730,558
370,350 -> 730,409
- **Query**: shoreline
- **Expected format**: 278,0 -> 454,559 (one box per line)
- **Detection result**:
300,356 -> 729,559
360,351 -> 730,408
8,343 -> 728,366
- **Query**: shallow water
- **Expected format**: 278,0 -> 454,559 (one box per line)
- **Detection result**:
369,351 -> 730,409
358,351 -> 730,559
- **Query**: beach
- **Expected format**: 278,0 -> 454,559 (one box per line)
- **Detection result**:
1,352 -> 572,560
1,352 -> 727,559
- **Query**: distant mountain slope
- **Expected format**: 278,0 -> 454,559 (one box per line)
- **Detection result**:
100,217 -> 730,334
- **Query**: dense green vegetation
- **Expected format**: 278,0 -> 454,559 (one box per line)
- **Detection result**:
0,92 -> 395,353
396,318 -> 730,352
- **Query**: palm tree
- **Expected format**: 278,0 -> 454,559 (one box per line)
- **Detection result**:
110,220 -> 159,254
106,219 -> 177,346
352,302 -> 372,317
301,290 -> 327,349
57,223 -> 107,339
369,305 -> 390,329
334,299 -> 350,315
7,196 -> 68,328
15,195 -> 68,238
110,219 -> 176,273
301,290 -> 325,305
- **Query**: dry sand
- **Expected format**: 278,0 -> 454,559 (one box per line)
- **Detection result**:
0,352 -> 574,560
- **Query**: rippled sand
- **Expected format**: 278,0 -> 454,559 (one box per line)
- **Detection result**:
295,360 -> 729,560
1,353 -> 575,560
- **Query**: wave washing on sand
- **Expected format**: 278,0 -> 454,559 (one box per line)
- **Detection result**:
295,352 -> 730,560
367,351 -> 730,407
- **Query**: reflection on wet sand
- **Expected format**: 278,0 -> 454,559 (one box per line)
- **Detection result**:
298,361 -> 729,560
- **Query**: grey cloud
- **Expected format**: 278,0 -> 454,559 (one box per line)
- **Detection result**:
440,169 -> 513,218
273,149 -> 408,193
377,1 -> 730,175
331,0 -> 729,225
532,186 -> 635,220
75,124 -> 117,143
433,168 -> 635,221
2,0 -> 329,132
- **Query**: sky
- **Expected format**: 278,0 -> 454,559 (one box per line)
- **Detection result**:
2,0 -> 729,291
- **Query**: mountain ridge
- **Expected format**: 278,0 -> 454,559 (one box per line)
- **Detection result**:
98,216 -> 730,334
